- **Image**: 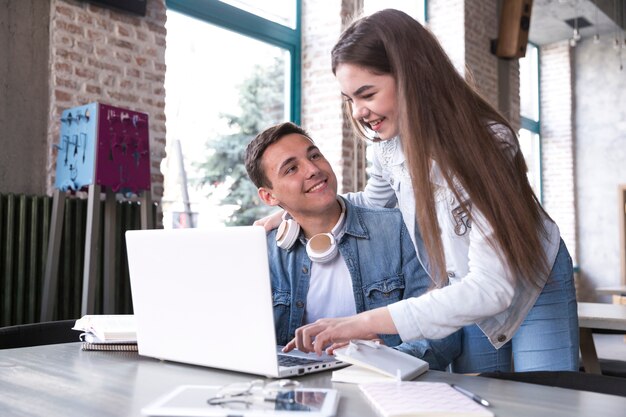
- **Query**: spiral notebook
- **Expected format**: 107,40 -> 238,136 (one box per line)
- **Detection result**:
359,381 -> 494,417
74,315 -> 138,352
81,342 -> 138,352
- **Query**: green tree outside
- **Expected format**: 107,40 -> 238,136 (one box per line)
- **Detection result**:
194,57 -> 285,226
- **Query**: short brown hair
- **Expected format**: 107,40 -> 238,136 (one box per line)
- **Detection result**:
245,122 -> 312,188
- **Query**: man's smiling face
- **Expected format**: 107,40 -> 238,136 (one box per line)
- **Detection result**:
258,133 -> 338,217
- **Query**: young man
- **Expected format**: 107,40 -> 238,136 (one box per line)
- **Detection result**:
244,122 -> 459,370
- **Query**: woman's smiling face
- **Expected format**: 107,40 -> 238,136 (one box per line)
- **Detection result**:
335,63 -> 399,141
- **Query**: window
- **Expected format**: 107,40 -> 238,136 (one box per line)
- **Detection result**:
519,43 -> 542,200
364,0 -> 426,22
218,0 -> 297,28
163,0 -> 301,227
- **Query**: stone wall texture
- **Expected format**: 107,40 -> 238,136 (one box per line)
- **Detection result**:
47,0 -> 167,199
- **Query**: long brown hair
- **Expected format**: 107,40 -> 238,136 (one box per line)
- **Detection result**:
332,9 -> 550,287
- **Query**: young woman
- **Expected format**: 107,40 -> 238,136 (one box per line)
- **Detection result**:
269,9 -> 579,373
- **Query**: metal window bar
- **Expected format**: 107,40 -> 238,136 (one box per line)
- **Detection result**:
0,193 -> 156,326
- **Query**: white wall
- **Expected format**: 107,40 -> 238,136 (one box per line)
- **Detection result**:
575,38 -> 626,298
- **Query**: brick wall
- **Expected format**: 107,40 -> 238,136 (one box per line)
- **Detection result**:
305,0 -> 521,194
301,0 -> 366,193
464,0 -> 521,131
464,0 -> 498,108
428,0 -> 465,75
339,0 -> 367,193
301,0 -> 345,190
429,0 -> 519,128
47,0 -> 167,201
539,41 -> 577,266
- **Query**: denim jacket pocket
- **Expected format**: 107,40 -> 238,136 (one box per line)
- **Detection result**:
272,291 -> 291,308
363,275 -> 405,309
272,291 -> 291,345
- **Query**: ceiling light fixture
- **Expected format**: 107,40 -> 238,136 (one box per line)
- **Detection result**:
593,0 -> 600,43
615,0 -> 624,70
562,0 -> 624,70
566,0 -> 582,47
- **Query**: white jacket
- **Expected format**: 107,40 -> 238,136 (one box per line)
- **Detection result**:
345,131 -> 560,348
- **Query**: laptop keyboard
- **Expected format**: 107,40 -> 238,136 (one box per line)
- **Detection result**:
277,354 -> 321,367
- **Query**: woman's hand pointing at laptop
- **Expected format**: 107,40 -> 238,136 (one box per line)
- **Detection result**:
282,308 -> 398,356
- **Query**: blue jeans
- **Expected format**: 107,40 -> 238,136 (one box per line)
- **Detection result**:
452,239 -> 579,373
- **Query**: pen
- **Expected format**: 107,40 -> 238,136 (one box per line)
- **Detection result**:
451,384 -> 491,407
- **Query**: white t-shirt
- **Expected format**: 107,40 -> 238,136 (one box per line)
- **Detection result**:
304,253 -> 356,324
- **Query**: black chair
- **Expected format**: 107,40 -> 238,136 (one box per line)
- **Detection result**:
581,329 -> 626,378
592,359 -> 626,378
0,320 -> 78,349
479,371 -> 626,397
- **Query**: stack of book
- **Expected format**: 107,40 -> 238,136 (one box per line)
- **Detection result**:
72,315 -> 138,351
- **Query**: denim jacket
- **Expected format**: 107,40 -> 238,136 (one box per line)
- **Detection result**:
266,197 -> 460,370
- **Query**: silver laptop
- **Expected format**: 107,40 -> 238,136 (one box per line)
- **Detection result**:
125,226 -> 345,378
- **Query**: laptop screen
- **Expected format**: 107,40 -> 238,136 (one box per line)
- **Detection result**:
126,226 -> 281,376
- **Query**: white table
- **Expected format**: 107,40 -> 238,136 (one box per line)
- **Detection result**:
0,343 -> 625,416
578,302 -> 626,374
595,286 -> 626,296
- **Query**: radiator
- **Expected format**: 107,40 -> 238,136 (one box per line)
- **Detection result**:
0,193 -> 156,326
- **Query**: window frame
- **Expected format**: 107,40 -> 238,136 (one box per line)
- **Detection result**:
519,41 -> 542,202
166,0 -> 301,124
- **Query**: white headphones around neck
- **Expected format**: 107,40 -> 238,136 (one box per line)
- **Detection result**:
275,198 -> 346,263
